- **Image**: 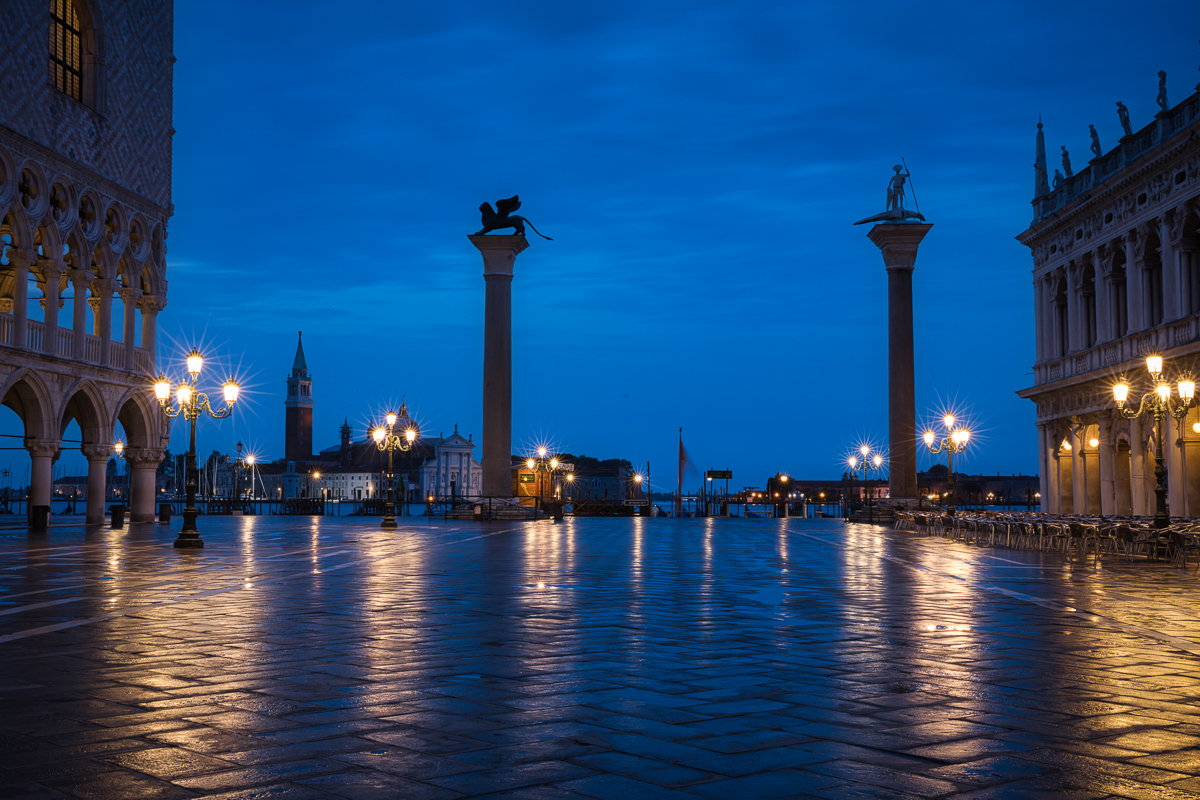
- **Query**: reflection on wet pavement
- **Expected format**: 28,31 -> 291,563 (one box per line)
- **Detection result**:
2,517 -> 1200,798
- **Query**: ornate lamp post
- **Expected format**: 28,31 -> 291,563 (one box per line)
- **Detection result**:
525,447 -> 562,507
921,414 -> 969,516
113,439 -> 126,504
1113,355 -> 1195,529
847,445 -> 886,522
154,349 -> 239,548
373,411 -> 417,529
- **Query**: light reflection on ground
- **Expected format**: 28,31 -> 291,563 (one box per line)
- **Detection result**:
1,516 -> 1199,798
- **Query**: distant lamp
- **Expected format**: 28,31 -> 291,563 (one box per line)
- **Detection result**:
1089,438 -> 1099,448
526,458 -> 535,469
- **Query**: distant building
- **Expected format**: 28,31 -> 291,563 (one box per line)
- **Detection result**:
1017,78 -> 1200,515
216,337 -> 482,501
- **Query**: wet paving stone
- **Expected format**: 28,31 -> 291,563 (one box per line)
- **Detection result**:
3,517 -> 1200,797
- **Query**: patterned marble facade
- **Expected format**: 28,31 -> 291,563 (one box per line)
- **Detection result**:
1018,78 -> 1200,516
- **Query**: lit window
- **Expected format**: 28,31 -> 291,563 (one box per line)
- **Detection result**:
49,0 -> 82,101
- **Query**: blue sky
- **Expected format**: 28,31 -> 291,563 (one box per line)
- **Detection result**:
23,0 -> 1200,491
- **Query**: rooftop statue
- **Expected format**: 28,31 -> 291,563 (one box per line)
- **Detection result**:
474,196 -> 553,240
1052,169 -> 1064,190
1157,70 -> 1169,112
1117,102 -> 1132,137
853,164 -> 926,225
1061,146 -> 1073,178
1089,125 -> 1102,158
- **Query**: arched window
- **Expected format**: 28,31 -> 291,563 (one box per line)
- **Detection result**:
49,0 -> 83,101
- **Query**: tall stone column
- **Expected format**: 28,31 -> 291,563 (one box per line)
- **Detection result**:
1098,414 -> 1117,515
68,268 -> 92,360
25,439 -> 59,519
92,279 -> 113,367
866,223 -> 932,503
1094,248 -> 1111,343
139,296 -> 165,372
1124,234 -> 1143,333
126,447 -> 162,522
9,249 -> 33,349
39,259 -> 66,356
1070,421 -> 1087,513
119,287 -> 141,371
1160,214 -> 1180,322
81,444 -> 111,524
1130,417 -> 1149,515
1045,425 -> 1061,513
1166,413 -> 1185,520
1033,277 -> 1046,361
469,234 -> 529,498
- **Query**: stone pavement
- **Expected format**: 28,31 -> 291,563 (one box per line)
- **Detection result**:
2,517 -> 1200,799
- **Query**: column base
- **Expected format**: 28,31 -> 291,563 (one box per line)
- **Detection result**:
174,531 -> 204,549
381,517 -> 398,529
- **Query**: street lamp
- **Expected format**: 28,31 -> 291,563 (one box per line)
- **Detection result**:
373,411 -> 417,528
1113,355 -> 1195,529
921,413 -> 969,516
847,445 -> 886,522
154,349 -> 239,548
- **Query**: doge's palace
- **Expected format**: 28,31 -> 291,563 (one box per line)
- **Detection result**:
0,0 -> 173,524
1017,74 -> 1200,517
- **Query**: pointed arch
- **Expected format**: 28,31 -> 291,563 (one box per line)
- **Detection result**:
60,377 -> 111,446
0,367 -> 55,441
113,386 -> 160,450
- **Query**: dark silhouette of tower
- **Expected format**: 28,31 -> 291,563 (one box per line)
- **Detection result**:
284,332 -> 313,463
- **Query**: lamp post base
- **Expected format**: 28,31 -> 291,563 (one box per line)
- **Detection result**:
174,531 -> 204,549
381,516 -> 397,529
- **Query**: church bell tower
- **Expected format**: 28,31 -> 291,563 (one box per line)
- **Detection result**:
285,332 -> 313,463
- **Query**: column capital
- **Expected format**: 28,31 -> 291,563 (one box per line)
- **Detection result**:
865,223 -> 934,270
468,234 -> 529,278
24,438 -> 61,457
6,249 -> 36,269
124,447 -> 164,466
37,259 -> 68,278
117,286 -> 142,302
90,277 -> 115,294
67,268 -> 94,285
0,299 -> 12,314
80,443 -> 113,460
138,295 -> 166,314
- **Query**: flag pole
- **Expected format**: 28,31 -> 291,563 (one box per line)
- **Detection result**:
677,427 -> 683,518
901,156 -> 921,217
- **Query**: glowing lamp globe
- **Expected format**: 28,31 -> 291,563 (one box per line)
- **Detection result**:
1147,355 -> 1163,375
405,428 -> 416,442
153,375 -> 170,402
186,350 -> 203,376
223,380 -> 239,404
373,427 -> 385,443
1113,383 -> 1130,403
386,412 -> 397,427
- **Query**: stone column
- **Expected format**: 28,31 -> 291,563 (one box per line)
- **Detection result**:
1094,248 -> 1111,343
68,269 -> 92,360
38,259 -> 66,356
9,249 -> 33,349
866,223 -> 932,503
139,295 -> 164,373
469,234 -> 529,498
1033,277 -> 1045,361
92,279 -> 113,367
1036,423 -> 1049,507
25,438 -> 59,519
1045,426 -> 1061,513
1167,413 -> 1185,520
1066,263 -> 1081,352
1124,233 -> 1143,333
1070,421 -> 1087,512
81,444 -> 111,524
125,447 -> 162,522
1160,214 -> 1180,322
119,287 -> 141,371
1098,414 -> 1117,515
1130,417 -> 1149,515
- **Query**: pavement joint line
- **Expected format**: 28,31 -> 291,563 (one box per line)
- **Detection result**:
0,596 -> 92,616
789,526 -> 1200,658
0,525 -> 520,645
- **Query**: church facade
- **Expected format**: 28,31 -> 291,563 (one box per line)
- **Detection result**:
1017,74 -> 1200,516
